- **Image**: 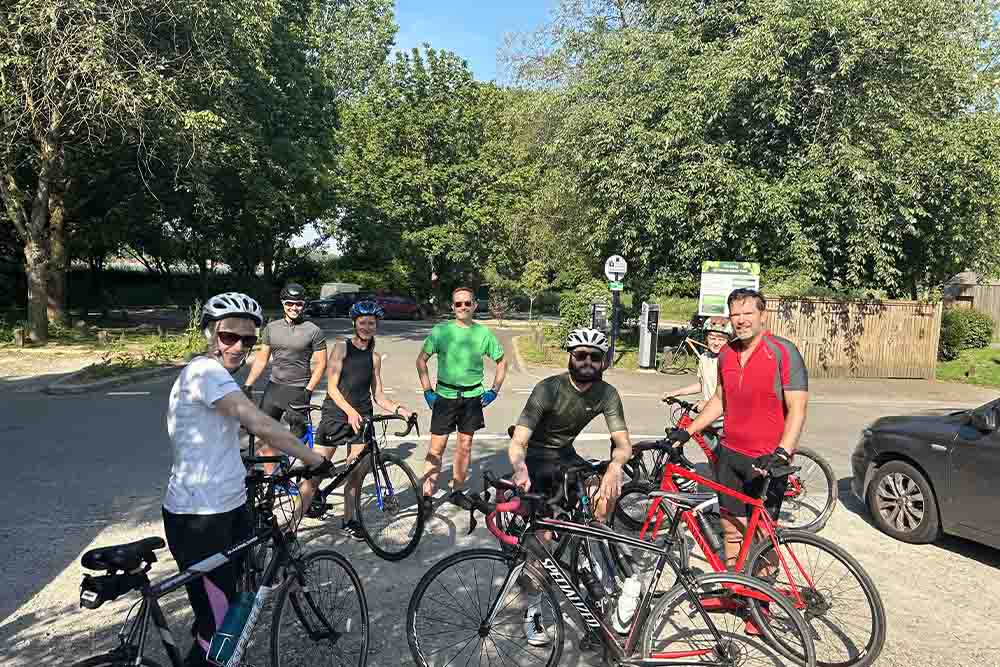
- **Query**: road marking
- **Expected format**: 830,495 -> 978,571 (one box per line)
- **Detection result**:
107,391 -> 151,396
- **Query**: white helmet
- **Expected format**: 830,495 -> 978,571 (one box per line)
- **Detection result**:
566,328 -> 609,352
200,292 -> 263,329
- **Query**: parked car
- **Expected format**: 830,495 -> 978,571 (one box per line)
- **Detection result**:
851,397 -> 1000,548
376,295 -> 422,320
306,293 -> 374,318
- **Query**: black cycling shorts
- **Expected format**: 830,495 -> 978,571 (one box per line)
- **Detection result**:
715,446 -> 788,519
525,447 -> 589,506
430,395 -> 485,435
162,504 -> 251,658
316,402 -> 372,450
259,382 -> 309,438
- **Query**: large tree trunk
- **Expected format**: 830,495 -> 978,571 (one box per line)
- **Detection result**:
24,235 -> 50,344
48,183 -> 68,325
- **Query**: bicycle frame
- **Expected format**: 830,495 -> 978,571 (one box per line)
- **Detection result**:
639,455 -> 816,610
106,521 -> 295,667
314,421 -> 396,511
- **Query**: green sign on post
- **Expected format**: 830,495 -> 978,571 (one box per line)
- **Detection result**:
699,261 -> 760,316
609,281 -> 624,291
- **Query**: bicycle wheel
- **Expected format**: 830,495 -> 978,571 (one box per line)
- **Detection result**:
744,530 -> 885,667
407,549 -> 564,667
70,655 -> 161,667
659,343 -> 693,374
642,572 -> 817,666
353,452 -> 424,561
777,447 -> 838,533
271,549 -> 369,667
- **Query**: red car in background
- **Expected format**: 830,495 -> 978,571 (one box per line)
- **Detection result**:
374,295 -> 423,320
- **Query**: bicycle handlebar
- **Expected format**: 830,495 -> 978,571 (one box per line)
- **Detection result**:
393,413 -> 420,438
663,396 -> 698,412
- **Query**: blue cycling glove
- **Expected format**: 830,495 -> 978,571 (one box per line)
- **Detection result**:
424,389 -> 438,409
481,389 -> 498,407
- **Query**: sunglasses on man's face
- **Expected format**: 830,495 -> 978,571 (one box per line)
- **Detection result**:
282,300 -> 305,308
217,331 -> 258,348
453,300 -> 474,308
571,350 -> 605,363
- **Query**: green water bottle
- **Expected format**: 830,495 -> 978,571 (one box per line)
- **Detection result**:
207,592 -> 255,666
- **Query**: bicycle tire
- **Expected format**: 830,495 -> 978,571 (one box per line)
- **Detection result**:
407,548 -> 564,667
658,343 -> 692,374
642,572 -> 817,666
271,549 -> 369,667
744,530 -> 885,667
353,452 -> 424,561
69,655 -> 161,667
778,447 -> 838,533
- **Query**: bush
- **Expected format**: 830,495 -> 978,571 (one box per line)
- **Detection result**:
556,279 -> 610,343
0,313 -> 26,344
939,308 -> 996,360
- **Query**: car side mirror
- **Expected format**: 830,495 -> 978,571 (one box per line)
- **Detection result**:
969,407 -> 998,433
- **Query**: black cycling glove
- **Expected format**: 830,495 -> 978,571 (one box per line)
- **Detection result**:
667,428 -> 691,445
754,447 -> 792,471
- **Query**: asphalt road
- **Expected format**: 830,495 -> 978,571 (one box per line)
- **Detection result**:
1,319 -> 998,666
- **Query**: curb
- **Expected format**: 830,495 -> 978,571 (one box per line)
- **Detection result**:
511,334 -> 531,375
44,362 -> 185,395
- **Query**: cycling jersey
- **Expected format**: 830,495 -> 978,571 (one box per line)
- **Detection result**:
717,331 -> 807,457
260,318 -> 326,387
421,321 -> 504,399
517,373 -> 626,450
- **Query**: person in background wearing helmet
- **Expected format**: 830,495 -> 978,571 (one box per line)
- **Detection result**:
163,293 -> 327,667
662,316 -> 733,450
300,300 -> 416,539
417,286 -> 507,517
506,327 -> 633,646
243,283 -> 327,460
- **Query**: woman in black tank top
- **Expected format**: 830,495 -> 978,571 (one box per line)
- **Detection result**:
301,305 -> 415,538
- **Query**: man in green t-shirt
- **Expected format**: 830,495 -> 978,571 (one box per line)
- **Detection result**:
417,286 -> 507,517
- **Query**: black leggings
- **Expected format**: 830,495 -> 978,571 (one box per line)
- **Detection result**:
162,504 -> 251,664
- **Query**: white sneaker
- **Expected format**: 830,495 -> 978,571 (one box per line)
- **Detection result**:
523,604 -> 551,647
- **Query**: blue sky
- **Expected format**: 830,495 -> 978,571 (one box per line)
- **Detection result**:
393,0 -> 557,82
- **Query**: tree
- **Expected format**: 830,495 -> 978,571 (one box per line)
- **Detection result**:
0,0 -> 280,342
509,0 -> 1000,298
519,259 -> 549,320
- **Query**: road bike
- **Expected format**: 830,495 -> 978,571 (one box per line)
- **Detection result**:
71,457 -> 369,667
621,397 -> 837,533
613,439 -> 885,667
249,404 -> 425,561
406,471 -> 818,667
658,328 -> 707,374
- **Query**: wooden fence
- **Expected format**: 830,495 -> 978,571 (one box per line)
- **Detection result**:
765,298 -> 942,380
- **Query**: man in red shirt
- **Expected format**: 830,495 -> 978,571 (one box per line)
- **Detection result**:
673,288 -> 809,569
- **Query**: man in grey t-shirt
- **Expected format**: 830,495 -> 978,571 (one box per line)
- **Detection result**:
244,283 -> 327,442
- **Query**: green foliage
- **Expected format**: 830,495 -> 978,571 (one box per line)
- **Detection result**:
0,314 -> 26,344
937,347 -> 1000,387
939,308 -> 996,360
556,279 -> 610,343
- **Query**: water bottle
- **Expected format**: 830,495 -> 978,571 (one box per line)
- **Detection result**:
208,592 -> 255,666
697,511 -> 723,554
612,575 -> 643,634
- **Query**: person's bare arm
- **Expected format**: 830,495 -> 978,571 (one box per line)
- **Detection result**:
372,353 -> 414,418
306,348 -> 326,393
216,391 -> 324,467
244,344 -> 271,387
491,358 -> 508,392
778,390 -> 808,456
416,350 -> 433,392
666,382 -> 702,399
508,425 -> 533,490
685,383 -> 724,435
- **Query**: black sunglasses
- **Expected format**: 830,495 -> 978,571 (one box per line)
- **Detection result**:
282,300 -> 305,307
571,350 -> 605,363
217,331 -> 258,347
453,300 -> 474,308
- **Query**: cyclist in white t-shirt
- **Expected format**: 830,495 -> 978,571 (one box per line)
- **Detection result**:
663,317 -> 733,446
162,292 -> 326,667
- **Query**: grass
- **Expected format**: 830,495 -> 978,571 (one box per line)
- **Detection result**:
937,346 -> 1000,387
516,335 -> 641,370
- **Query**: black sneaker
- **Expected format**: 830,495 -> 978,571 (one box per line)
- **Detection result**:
305,494 -> 327,519
421,495 -> 435,521
340,520 -> 366,541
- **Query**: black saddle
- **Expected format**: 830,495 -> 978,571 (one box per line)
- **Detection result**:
648,491 -> 717,510
81,537 -> 165,571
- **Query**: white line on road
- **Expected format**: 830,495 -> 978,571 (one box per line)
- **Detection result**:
107,391 -> 151,396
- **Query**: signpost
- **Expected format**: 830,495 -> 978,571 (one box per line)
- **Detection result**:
699,261 -> 760,316
604,255 -> 628,366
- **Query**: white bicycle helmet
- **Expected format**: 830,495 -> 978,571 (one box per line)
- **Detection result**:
200,292 -> 264,329
566,328 -> 610,352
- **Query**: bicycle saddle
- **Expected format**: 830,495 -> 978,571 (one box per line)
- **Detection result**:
81,537 -> 165,571
648,491 -> 718,510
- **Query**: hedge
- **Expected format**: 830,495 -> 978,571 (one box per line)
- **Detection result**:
939,308 -> 995,361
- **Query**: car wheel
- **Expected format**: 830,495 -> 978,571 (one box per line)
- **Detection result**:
867,460 -> 941,544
